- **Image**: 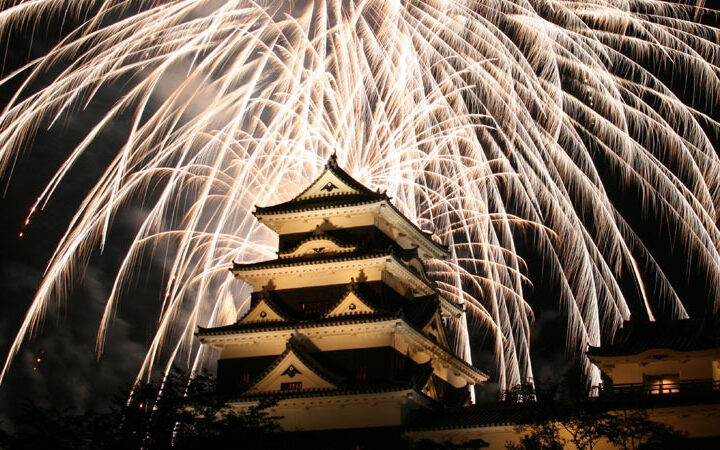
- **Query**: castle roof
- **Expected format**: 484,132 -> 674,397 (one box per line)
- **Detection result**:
407,403 -> 540,431
253,155 -> 448,257
232,248 -> 420,272
197,314 -> 487,386
254,154 -> 387,216
587,317 -> 720,358
231,248 -> 438,296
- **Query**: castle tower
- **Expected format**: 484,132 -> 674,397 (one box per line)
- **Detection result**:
197,155 -> 487,431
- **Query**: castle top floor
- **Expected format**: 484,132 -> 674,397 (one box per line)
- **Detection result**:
252,155 -> 448,261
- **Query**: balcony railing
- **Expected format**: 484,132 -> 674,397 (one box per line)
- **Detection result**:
596,379 -> 720,402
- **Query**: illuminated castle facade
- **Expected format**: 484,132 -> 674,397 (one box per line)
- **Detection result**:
197,156 -> 486,432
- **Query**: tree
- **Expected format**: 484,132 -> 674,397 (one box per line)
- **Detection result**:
0,369 -> 282,450
504,364 -> 687,450
412,438 -> 489,449
602,410 -> 687,450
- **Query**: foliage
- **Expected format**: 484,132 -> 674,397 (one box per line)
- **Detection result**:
602,410 -> 688,450
506,422 -> 565,450
504,365 -> 688,450
412,438 -> 489,449
0,369 -> 282,450
507,401 -> 688,450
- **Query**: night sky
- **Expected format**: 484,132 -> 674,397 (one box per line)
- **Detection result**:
1,2 -> 719,422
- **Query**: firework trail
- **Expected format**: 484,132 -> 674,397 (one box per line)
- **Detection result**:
1,0 -> 719,393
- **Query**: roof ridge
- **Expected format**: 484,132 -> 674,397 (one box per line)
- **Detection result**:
197,313 -> 403,336
232,249 -> 391,271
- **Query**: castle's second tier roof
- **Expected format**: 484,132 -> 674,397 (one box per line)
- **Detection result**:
197,315 -> 488,385
199,312 -> 401,336
231,249 -> 437,296
232,248 -> 419,272
587,317 -> 720,358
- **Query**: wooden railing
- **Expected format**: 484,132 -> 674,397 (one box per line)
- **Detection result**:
596,379 -> 720,398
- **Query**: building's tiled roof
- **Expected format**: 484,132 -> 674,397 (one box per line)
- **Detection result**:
403,296 -> 441,330
254,155 -> 387,215
231,359 -> 437,403
407,403 -> 539,431
197,312 -> 403,336
232,249 -> 413,272
229,384 -> 433,404
255,195 -> 386,215
587,317 -> 720,357
197,313 -> 486,381
199,295 -> 446,338
253,155 -> 449,255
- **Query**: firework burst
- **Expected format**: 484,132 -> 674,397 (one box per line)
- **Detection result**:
1,0 -> 719,393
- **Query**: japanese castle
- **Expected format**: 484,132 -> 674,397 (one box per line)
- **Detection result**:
197,155 -> 487,432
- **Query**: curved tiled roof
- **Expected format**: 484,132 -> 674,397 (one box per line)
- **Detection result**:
407,403 -> 540,431
232,359 -> 437,402
254,155 -> 387,215
230,250 -> 437,294
197,312 -> 402,336
232,249 -> 392,272
197,314 -> 486,381
587,317 -> 720,357
252,155 -> 448,255
255,195 -> 385,215
229,384 -> 434,404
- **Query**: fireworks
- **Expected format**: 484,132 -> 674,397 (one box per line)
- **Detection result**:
1,0 -> 719,393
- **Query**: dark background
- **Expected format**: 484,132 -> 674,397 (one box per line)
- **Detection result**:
1,2 -> 719,420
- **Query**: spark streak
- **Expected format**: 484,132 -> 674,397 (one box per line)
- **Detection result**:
1,0 -> 719,392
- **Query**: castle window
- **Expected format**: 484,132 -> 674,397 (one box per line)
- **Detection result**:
356,365 -> 367,380
281,382 -> 303,391
644,374 -> 679,394
240,373 -> 250,384
302,302 -> 331,315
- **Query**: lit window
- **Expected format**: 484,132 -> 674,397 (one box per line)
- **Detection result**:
644,374 -> 679,394
356,365 -> 367,380
240,373 -> 250,384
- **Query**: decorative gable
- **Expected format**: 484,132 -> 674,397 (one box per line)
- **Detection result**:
325,290 -> 377,318
238,297 -> 289,325
294,168 -> 364,200
247,346 -> 339,393
279,234 -> 356,259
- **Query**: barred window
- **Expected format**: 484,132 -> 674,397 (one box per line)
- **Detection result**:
281,382 -> 303,391
302,302 -> 331,315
